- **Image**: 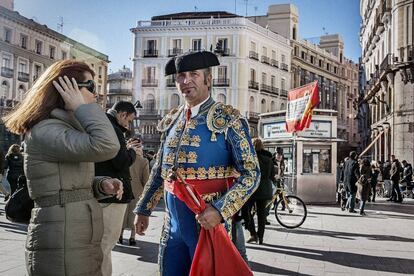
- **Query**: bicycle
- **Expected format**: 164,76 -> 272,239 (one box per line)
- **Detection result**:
265,184 -> 307,229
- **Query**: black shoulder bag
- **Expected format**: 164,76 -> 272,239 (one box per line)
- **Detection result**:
5,175 -> 34,224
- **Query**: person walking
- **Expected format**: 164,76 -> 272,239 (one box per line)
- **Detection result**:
95,101 -> 141,276
246,138 -> 275,245
120,147 -> 149,246
133,51 -> 260,275
370,162 -> 380,202
357,159 -> 372,215
388,155 -> 403,202
343,151 -> 360,213
3,60 -> 123,275
3,144 -> 24,195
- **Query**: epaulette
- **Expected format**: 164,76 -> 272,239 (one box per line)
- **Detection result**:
207,102 -> 242,141
157,105 -> 184,133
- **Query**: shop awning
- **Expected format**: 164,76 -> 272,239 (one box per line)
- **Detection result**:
359,130 -> 385,157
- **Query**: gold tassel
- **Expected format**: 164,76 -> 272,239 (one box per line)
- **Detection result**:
210,132 -> 217,141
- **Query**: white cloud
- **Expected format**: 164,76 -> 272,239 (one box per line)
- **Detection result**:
67,28 -> 107,54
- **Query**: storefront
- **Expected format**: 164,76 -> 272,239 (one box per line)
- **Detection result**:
259,109 -> 340,203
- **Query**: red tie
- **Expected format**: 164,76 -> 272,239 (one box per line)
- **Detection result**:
185,108 -> 192,122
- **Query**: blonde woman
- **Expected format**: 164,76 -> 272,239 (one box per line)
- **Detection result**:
3,60 -> 123,275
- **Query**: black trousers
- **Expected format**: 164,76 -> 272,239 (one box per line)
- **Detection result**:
390,179 -> 402,201
7,175 -> 19,195
247,199 -> 268,241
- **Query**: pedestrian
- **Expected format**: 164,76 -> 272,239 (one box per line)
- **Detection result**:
400,160 -> 412,186
336,161 -> 344,204
246,138 -> 275,245
370,161 -> 380,202
95,101 -> 141,276
3,60 -> 123,275
133,51 -> 260,275
343,151 -> 360,213
0,148 -> 10,201
388,154 -> 403,202
356,159 -> 372,216
120,142 -> 149,246
272,148 -> 285,210
3,144 -> 24,195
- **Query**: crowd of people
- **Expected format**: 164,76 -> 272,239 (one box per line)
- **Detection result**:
337,151 -> 413,215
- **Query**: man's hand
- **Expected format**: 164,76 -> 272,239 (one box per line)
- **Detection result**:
195,204 -> 222,230
101,178 -> 123,200
134,214 -> 149,235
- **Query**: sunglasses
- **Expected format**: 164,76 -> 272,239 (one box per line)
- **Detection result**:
77,80 -> 96,94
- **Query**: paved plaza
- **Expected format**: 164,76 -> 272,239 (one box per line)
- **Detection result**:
1,195 -> 414,275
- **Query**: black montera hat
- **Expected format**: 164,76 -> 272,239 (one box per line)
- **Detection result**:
165,51 -> 220,76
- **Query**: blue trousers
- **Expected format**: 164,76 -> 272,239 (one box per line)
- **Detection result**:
159,192 -> 199,276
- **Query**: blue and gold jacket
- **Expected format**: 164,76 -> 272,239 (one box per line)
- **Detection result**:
135,98 -> 260,220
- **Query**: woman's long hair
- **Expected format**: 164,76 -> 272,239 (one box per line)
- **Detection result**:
6,144 -> 21,157
3,60 -> 95,135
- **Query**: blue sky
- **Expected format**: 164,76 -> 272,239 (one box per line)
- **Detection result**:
14,0 -> 361,72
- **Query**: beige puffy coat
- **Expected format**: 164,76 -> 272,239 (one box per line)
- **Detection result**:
24,104 -> 120,276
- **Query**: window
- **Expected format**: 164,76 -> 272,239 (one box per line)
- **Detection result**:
171,94 -> 180,108
62,51 -> 67,59
35,40 -> 42,54
250,69 -> 256,81
281,54 -> 286,63
2,55 -> 11,68
271,50 -> 276,59
301,51 -> 306,60
262,72 -> 267,84
319,59 -> 323,67
250,41 -> 256,51
217,38 -> 228,51
34,64 -> 42,80
271,75 -> 276,87
218,66 -> 227,79
1,80 -> 10,100
98,66 -> 102,78
302,147 -> 331,174
334,66 -> 337,74
281,78 -> 286,90
19,61 -> 27,73
192,39 -> 201,51
310,55 -> 314,64
4,27 -> 12,43
49,46 -> 56,59
172,39 -> 182,51
20,34 -> 28,49
261,99 -> 266,113
262,46 -> 267,56
294,46 -> 299,56
98,85 -> 101,94
217,93 -> 226,104
147,40 -> 156,51
145,66 -> 156,80
326,63 -> 330,71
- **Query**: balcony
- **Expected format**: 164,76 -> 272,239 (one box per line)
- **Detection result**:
261,56 -> 270,64
141,79 -> 159,87
270,59 -> 278,68
213,78 -> 230,87
260,84 -> 271,92
143,49 -> 158,57
214,48 -> 231,56
280,89 -> 288,97
271,86 -> 279,94
18,72 -> 29,82
168,48 -> 183,57
248,80 -> 259,90
166,78 -> 176,87
247,111 -> 260,120
249,51 -> 259,60
107,89 -> 132,95
281,63 -> 289,71
1,67 -> 13,78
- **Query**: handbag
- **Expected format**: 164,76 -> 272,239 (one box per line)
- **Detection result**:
5,175 -> 34,224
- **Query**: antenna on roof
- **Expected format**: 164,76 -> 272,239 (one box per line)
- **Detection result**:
194,6 -> 198,12
322,27 -> 328,35
244,0 -> 248,16
57,16 -> 64,33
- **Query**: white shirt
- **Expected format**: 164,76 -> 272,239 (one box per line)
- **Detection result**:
185,96 -> 210,118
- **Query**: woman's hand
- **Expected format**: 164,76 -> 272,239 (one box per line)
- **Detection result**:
52,76 -> 86,111
101,178 -> 124,200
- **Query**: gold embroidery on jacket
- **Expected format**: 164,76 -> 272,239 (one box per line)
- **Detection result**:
146,185 -> 164,210
187,151 -> 197,163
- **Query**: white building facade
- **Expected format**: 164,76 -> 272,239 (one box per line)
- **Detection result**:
360,0 -> 414,163
131,12 -> 291,140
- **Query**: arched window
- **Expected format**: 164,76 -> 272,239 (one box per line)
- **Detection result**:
18,84 -> 26,101
261,99 -> 266,113
171,94 -> 180,108
271,101 -> 276,111
145,94 -> 156,110
217,93 -> 226,104
280,103 -> 285,110
249,96 -> 254,111
1,80 -> 9,100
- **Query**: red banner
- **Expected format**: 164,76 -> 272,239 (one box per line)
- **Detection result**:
285,81 -> 319,133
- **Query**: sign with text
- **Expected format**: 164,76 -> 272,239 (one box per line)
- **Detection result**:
263,121 -> 332,139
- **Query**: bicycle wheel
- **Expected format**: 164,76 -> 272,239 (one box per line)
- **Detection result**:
275,195 -> 307,229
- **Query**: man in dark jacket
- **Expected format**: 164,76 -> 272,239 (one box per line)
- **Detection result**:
343,151 -> 360,213
95,101 -> 141,276
388,155 -> 402,202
